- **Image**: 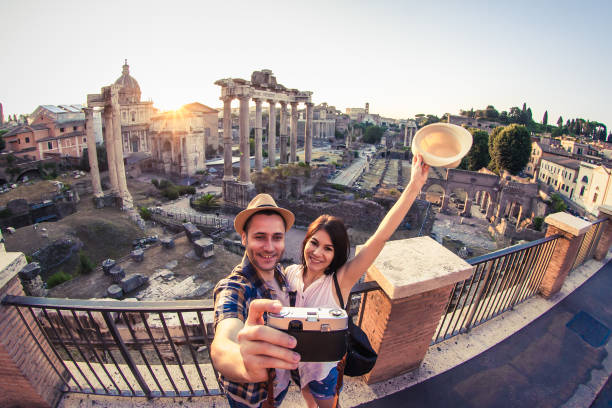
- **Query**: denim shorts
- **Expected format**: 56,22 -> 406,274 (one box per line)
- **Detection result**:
226,385 -> 289,408
306,367 -> 341,400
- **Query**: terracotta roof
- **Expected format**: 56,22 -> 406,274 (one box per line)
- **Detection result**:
37,130 -> 85,142
2,124 -> 48,137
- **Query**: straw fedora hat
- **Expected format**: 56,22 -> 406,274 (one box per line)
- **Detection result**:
234,194 -> 295,235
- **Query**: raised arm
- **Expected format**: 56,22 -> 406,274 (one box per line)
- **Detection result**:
210,299 -> 300,383
337,154 -> 430,293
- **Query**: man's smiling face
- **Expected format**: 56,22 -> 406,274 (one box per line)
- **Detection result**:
242,213 -> 286,276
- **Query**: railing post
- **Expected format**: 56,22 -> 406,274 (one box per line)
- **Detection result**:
0,246 -> 64,408
538,212 -> 591,299
593,205 -> 612,261
358,237 -> 473,384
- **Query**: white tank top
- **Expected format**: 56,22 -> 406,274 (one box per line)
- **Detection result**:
285,264 -> 341,387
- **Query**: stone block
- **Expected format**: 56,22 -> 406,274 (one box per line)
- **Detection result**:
107,284 -> 123,299
109,265 -> 125,283
131,249 -> 144,262
183,222 -> 203,242
102,259 -> 116,275
18,262 -> 42,280
121,273 -> 149,293
194,238 -> 214,258
161,237 -> 175,249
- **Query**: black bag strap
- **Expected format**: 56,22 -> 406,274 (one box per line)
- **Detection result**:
332,272 -> 346,311
288,290 -> 296,307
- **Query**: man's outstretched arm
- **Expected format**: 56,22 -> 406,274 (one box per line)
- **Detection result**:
211,299 -> 300,383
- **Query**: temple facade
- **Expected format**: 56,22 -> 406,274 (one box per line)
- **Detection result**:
111,60 -> 155,154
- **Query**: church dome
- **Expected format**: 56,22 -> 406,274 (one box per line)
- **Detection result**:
114,60 -> 141,104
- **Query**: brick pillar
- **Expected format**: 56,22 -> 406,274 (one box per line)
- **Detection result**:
593,205 -> 612,261
357,237 -> 473,384
0,252 -> 65,408
538,212 -> 591,298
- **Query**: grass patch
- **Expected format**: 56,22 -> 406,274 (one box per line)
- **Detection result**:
47,270 -> 72,288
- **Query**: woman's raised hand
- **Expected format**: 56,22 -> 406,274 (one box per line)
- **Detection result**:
409,154 -> 430,191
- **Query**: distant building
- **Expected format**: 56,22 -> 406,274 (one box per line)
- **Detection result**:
538,156 -> 581,199
2,104 -> 102,161
573,163 -> 612,215
149,102 -> 219,177
527,140 -> 571,177
446,114 -> 499,134
560,139 -> 589,156
109,60 -> 155,154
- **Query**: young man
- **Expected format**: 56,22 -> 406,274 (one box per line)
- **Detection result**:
211,194 -> 301,408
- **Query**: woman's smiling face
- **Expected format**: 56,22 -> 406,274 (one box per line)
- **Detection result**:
304,229 -> 335,275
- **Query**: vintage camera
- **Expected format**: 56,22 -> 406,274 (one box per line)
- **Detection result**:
267,307 -> 348,362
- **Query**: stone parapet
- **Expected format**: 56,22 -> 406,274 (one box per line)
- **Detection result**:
358,236 -> 473,384
539,212 -> 591,298
593,205 -> 612,261
0,252 -> 64,408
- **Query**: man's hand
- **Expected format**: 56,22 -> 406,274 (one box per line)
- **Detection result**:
211,299 -> 300,383
236,299 -> 300,382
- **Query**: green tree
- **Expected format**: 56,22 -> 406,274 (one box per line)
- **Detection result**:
193,193 -> 221,211
461,129 -> 490,171
542,111 -> 548,126
80,145 -> 108,172
363,125 -> 384,144
489,124 -> 532,175
557,116 -> 563,128
0,129 -> 7,151
549,193 -> 567,213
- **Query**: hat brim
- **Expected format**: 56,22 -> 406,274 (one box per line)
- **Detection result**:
234,206 -> 295,235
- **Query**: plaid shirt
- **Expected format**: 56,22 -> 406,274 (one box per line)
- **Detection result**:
213,258 -> 291,406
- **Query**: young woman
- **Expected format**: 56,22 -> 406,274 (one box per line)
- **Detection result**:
284,154 -> 430,408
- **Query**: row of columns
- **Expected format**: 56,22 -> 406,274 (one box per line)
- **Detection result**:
221,96 -> 313,184
82,85 -> 132,208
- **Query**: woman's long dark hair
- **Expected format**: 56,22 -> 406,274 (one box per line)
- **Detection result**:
301,215 -> 350,275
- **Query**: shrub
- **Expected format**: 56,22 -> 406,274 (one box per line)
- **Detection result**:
0,208 -> 12,218
139,206 -> 152,221
151,178 -> 159,188
77,251 -> 95,275
159,179 -> 172,189
532,217 -> 544,231
60,183 -> 72,193
163,186 -> 179,200
47,270 -> 72,288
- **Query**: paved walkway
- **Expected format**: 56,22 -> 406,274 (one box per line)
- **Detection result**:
358,258 -> 612,408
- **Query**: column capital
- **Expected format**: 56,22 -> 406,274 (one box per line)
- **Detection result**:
221,95 -> 234,103
279,101 -> 287,108
290,101 -> 298,108
267,99 -> 277,105
253,97 -> 262,104
305,101 -> 314,107
238,94 -> 250,102
82,106 -> 94,114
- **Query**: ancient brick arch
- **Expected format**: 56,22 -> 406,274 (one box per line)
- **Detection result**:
421,169 -> 538,224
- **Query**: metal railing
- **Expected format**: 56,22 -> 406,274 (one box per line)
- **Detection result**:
151,208 -> 231,229
1,296 -> 221,398
432,234 -> 561,344
1,281 -> 381,399
572,218 -> 606,270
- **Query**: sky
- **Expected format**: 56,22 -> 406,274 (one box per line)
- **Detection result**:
1,0 -> 611,129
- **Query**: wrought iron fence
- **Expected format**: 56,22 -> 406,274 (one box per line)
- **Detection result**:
1,296 -> 221,398
572,218 -> 606,270
1,282 -> 381,399
432,234 -> 561,344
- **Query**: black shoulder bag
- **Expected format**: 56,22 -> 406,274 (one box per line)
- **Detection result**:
333,273 -> 377,376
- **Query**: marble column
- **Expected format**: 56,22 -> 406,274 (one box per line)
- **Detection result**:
290,102 -> 298,163
305,102 -> 313,164
222,96 -> 234,181
83,107 -> 103,198
279,102 -> 288,164
238,95 -> 251,183
103,107 -> 119,195
111,88 -> 132,207
254,98 -> 263,172
268,100 -> 276,167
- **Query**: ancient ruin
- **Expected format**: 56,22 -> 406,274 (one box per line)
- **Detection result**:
215,70 -> 313,207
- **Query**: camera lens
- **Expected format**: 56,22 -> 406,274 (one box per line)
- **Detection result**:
330,309 -> 343,317
288,320 -> 303,331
